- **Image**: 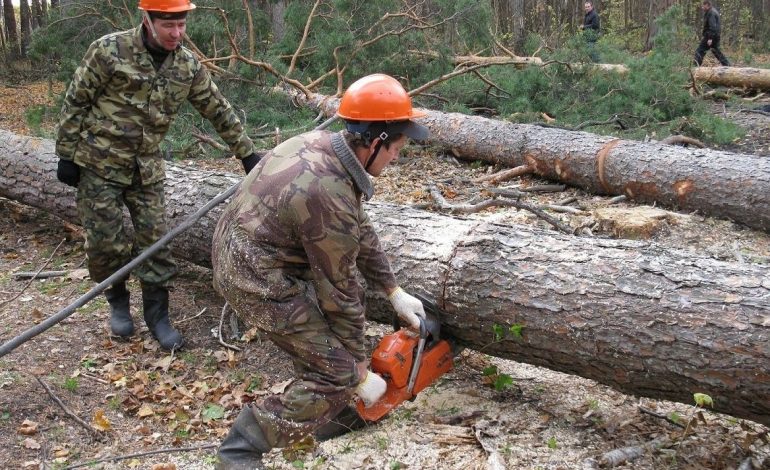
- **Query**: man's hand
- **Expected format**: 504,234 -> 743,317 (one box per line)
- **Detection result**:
388,287 -> 425,330
241,153 -> 261,174
56,159 -> 80,187
355,370 -> 387,407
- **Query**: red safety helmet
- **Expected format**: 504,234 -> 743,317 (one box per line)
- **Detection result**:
138,0 -> 196,12
338,74 -> 428,142
338,74 -> 425,121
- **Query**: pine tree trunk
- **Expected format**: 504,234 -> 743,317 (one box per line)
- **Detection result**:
19,0 -> 30,57
31,0 -> 42,28
0,0 -> 5,55
1,129 -> 769,426
2,0 -> 18,58
289,90 -> 770,233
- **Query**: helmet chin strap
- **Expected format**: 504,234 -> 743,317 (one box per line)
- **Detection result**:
365,139 -> 384,171
142,10 -> 159,40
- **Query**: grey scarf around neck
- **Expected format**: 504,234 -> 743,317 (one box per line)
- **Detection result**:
331,131 -> 374,201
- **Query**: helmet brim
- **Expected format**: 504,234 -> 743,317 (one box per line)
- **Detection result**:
399,121 -> 430,141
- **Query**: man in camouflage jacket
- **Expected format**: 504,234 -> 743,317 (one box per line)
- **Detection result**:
211,74 -> 429,469
54,0 -> 260,350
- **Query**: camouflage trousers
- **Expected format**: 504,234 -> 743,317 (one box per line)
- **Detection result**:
76,168 -> 177,286
222,283 -> 360,448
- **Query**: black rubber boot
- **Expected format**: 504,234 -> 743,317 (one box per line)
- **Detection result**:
141,285 -> 183,351
104,281 -> 133,337
216,407 -> 271,470
314,405 -> 368,442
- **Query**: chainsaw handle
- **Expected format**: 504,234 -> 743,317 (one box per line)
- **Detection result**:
392,312 -> 428,339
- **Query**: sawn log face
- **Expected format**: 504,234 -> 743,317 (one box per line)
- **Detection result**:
1,129 -> 768,426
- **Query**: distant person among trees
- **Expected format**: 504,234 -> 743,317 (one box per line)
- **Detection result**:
54,0 -> 261,351
579,1 -> 600,62
694,1 -> 730,66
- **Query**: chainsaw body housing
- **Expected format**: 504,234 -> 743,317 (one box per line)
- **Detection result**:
356,328 -> 454,421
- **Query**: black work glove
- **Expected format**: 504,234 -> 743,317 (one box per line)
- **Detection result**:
56,159 -> 81,187
241,153 -> 262,174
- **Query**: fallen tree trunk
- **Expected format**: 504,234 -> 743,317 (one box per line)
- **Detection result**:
420,53 -> 770,91
292,92 -> 770,233
693,66 -> 770,91
1,129 -> 769,425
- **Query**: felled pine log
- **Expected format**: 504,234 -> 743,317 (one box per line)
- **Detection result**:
0,129 -> 768,426
292,92 -> 770,233
414,52 -> 770,91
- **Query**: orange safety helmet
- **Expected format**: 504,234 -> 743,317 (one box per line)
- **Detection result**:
138,0 -> 196,12
337,74 -> 425,121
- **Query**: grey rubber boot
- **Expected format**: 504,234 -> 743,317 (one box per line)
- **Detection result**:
314,405 -> 368,442
215,407 -> 271,470
104,281 -> 133,337
141,285 -> 183,351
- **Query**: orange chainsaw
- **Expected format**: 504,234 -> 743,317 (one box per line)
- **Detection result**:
356,294 -> 456,422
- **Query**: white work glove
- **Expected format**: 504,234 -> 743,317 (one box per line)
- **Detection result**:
355,371 -> 387,407
388,287 -> 425,330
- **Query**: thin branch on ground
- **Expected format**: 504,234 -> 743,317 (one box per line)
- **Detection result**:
556,196 -> 577,206
177,307 -> 207,324
609,195 -> 627,204
427,185 -> 573,234
542,204 -> 587,215
485,187 -> 526,198
743,92 -> 766,102
79,372 -> 109,385
218,303 -> 242,352
574,114 -> 626,131
0,238 -> 65,308
12,271 -> 67,279
638,406 -> 686,429
736,108 -> 770,117
63,443 -> 219,469
34,375 -> 103,438
473,165 -> 532,184
521,184 -> 566,193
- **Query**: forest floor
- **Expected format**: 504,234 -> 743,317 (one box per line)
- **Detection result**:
1,77 -> 769,470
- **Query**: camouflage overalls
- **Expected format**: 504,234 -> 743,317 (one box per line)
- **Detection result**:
56,26 -> 255,285
212,130 -> 398,447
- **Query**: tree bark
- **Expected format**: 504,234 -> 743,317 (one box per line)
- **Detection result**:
1,129 -> 769,426
2,0 -> 19,58
289,91 -> 770,233
19,0 -> 30,57
691,66 -> 770,91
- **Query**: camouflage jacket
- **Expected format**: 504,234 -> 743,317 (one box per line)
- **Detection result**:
56,26 -> 255,185
212,130 -> 398,361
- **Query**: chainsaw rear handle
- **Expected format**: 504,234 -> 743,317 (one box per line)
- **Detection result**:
391,310 -> 428,340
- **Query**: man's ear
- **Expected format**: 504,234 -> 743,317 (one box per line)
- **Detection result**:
367,137 -> 382,153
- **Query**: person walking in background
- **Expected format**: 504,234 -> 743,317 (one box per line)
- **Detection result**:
55,0 -> 261,351
694,1 -> 730,66
580,1 -> 600,62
